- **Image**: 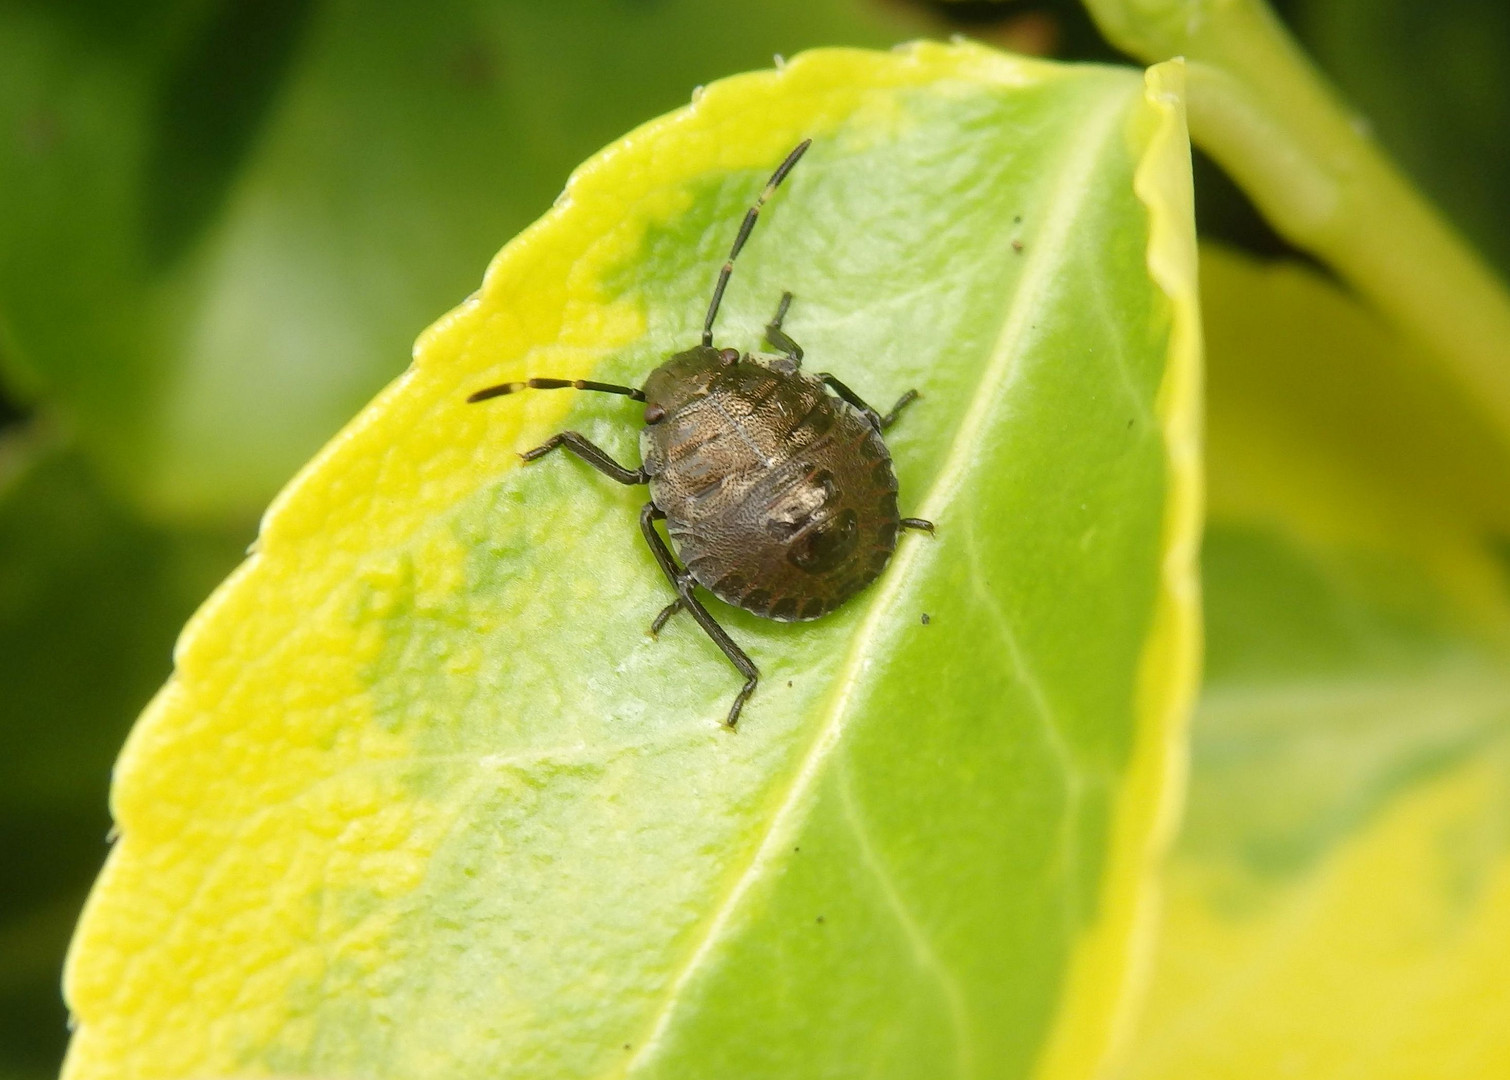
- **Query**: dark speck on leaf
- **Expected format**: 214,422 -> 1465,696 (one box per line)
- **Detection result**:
816,915 -> 826,924
921,612 -> 931,625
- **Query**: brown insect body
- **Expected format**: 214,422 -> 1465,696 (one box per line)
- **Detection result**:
641,346 -> 900,622
466,140 -> 931,727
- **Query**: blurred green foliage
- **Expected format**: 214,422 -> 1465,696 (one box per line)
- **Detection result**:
2,0 -> 1507,1077
0,0 -> 907,518
1293,0 -> 1510,277
0,436 -> 246,1077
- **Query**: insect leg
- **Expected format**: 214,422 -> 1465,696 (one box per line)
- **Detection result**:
764,291 -> 804,364
901,517 -> 935,533
649,598 -> 683,636
639,504 -> 759,728
521,432 -> 646,485
816,372 -> 886,430
879,389 -> 920,430
817,373 -> 921,432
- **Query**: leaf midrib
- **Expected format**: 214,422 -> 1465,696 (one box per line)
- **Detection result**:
614,88 -> 1136,1078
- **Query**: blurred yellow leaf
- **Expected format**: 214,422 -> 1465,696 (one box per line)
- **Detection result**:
1118,245 -> 1510,1080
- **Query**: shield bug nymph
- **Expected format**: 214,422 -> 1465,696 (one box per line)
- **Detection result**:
468,140 -> 933,728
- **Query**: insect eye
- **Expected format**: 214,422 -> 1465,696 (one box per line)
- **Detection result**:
644,402 -> 666,424
718,348 -> 740,366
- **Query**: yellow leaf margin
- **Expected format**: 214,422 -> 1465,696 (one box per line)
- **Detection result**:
1033,59 -> 1204,1080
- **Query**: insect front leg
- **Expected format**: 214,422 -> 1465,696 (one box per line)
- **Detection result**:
521,431 -> 646,485
639,504 -> 759,729
764,290 -> 804,364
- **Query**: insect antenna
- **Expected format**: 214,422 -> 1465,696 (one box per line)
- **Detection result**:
467,377 -> 645,404
701,139 -> 812,347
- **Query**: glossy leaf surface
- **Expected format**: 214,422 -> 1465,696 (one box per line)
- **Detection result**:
1119,245 -> 1510,1079
63,45 -> 1200,1079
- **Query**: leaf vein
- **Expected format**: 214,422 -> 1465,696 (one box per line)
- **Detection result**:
837,761 -> 974,1079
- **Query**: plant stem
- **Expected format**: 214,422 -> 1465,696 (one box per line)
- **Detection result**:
1084,0 -> 1510,445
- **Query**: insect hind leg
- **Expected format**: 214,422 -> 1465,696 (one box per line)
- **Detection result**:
649,598 -> 682,636
639,504 -> 758,728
